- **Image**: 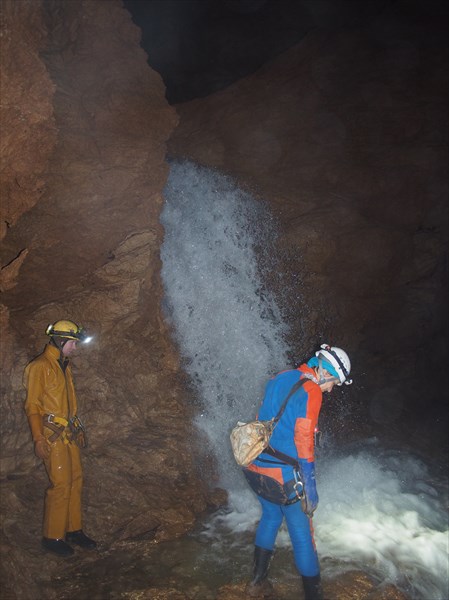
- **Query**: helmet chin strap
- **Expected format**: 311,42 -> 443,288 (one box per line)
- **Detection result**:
50,336 -> 68,349
49,337 -> 70,365
317,358 -> 327,384
317,358 -> 339,385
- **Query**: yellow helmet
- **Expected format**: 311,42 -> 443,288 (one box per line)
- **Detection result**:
46,320 -> 91,343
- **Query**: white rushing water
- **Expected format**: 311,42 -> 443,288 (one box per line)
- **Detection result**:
160,161 -> 449,600
161,160 -> 290,489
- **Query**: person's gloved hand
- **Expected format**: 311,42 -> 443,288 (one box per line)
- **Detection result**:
34,435 -> 51,460
299,460 -> 319,517
28,413 -> 51,460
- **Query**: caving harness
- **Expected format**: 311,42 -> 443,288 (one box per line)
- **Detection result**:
250,443 -> 306,506
232,378 -> 309,506
43,414 -> 87,448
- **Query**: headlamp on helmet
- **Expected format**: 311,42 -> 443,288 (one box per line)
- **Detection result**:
46,320 -> 92,344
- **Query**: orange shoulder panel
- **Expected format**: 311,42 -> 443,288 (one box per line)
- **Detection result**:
294,381 -> 322,462
303,380 -> 322,422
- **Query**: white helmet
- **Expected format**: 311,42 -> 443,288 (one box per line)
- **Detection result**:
316,344 -> 352,385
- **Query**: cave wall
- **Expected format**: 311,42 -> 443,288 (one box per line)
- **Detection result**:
168,1 -> 448,451
0,2 -> 212,593
0,0 -> 56,244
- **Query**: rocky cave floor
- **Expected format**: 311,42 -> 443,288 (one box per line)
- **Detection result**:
4,426 -> 439,600
3,500 -> 410,600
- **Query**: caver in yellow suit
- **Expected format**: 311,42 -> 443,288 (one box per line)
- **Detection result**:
24,320 -> 97,557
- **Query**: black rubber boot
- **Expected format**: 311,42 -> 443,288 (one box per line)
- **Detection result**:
246,546 -> 274,597
41,537 -> 74,557
65,529 -> 97,549
302,574 -> 323,600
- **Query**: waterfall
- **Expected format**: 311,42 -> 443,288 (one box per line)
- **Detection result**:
160,161 -> 448,599
160,160 -> 290,490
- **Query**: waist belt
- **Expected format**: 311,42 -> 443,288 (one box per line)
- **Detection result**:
42,413 -> 70,443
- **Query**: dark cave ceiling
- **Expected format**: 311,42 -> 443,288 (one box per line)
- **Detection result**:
124,0 -> 401,103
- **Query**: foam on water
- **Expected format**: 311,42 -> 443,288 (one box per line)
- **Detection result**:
160,161 -> 449,599
197,443 -> 448,599
316,443 -> 448,598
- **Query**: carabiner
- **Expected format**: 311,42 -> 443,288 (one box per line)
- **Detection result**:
293,470 -> 304,499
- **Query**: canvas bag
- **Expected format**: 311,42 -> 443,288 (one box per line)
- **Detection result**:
230,378 -> 306,467
230,419 -> 275,467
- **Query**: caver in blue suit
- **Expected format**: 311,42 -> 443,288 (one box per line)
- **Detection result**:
245,344 -> 353,600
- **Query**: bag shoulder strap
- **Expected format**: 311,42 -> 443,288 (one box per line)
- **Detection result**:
272,376 -> 306,425
264,445 -> 300,469
264,376 -> 309,469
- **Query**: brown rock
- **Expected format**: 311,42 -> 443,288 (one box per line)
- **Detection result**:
0,1 -> 209,598
0,0 -> 56,241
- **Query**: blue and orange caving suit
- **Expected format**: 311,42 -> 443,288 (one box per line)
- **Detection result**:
24,344 -> 83,540
247,364 -> 322,577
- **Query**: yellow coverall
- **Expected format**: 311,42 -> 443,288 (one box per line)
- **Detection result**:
24,344 -> 83,539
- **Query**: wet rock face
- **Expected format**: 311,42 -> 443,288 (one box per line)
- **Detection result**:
169,4 -> 448,453
0,1 -> 212,597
